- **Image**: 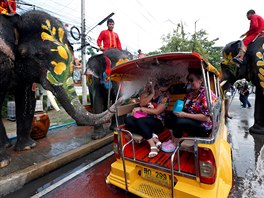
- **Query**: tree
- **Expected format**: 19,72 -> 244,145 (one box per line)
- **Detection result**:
148,23 -> 223,70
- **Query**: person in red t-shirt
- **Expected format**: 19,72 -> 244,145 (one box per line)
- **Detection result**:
137,49 -> 146,58
0,0 -> 16,15
233,9 -> 264,64
97,18 -> 122,52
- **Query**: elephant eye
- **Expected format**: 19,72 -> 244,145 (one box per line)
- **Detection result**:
36,52 -> 46,60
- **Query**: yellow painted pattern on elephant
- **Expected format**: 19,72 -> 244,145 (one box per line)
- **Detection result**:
258,73 -> 264,81
116,58 -> 129,66
256,48 -> 264,88
40,19 -> 72,85
222,51 -> 235,65
51,61 -> 66,75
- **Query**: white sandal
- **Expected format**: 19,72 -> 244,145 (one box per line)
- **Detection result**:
148,146 -> 159,158
152,133 -> 162,149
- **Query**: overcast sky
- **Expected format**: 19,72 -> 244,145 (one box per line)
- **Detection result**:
18,0 -> 264,56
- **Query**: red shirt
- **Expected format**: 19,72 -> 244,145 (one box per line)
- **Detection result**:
137,53 -> 145,58
246,14 -> 264,35
97,30 -> 122,51
0,0 -> 16,14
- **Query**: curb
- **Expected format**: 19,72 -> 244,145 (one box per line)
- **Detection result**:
0,133 -> 113,196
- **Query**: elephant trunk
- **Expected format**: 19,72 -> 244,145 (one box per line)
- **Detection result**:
51,82 -> 120,126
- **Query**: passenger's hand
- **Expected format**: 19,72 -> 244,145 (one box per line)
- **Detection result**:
175,112 -> 187,118
149,81 -> 155,94
132,107 -> 141,114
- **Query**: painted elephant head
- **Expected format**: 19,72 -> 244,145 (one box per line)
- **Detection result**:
221,36 -> 264,134
221,40 -> 247,90
16,10 -> 118,125
0,10 -> 119,168
85,48 -> 132,139
86,48 -> 132,78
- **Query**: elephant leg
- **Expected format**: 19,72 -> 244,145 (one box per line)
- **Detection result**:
91,78 -> 107,140
14,84 -> 36,151
0,93 -> 12,168
249,86 -> 264,134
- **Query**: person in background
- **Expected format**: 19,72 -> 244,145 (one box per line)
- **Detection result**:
137,49 -> 145,58
124,79 -> 170,158
233,9 -> 264,64
162,71 -> 216,152
240,82 -> 251,108
0,0 -> 16,15
97,18 -> 122,52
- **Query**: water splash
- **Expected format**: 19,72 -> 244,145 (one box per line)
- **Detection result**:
120,80 -> 146,101
242,145 -> 264,198
118,61 -> 189,101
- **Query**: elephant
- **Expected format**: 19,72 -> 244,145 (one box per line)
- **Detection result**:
0,10 -> 119,168
86,48 -> 133,139
221,36 -> 264,134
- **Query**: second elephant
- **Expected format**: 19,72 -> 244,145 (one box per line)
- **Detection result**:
86,48 -> 133,139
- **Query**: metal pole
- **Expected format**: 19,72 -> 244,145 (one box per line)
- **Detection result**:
81,0 -> 87,105
192,19 -> 199,52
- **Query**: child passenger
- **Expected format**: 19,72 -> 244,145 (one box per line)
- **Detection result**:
124,79 -> 170,158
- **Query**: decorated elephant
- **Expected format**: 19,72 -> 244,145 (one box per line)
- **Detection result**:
0,10 -> 119,168
221,36 -> 264,134
86,48 -> 133,139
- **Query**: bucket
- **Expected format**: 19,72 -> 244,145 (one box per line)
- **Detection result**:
7,101 -> 16,121
31,111 -> 50,140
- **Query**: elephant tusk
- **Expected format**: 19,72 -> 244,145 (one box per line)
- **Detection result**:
220,80 -> 227,87
46,90 -> 60,111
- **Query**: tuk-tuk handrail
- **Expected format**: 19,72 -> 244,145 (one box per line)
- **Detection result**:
120,129 -> 136,160
118,128 -> 136,192
169,120 -> 222,197
170,138 -> 200,198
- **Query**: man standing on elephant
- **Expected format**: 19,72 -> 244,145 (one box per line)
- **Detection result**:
0,0 -> 16,15
233,9 -> 264,64
97,18 -> 122,52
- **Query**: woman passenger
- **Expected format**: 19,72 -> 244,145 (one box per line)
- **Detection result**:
124,79 -> 170,158
162,71 -> 216,152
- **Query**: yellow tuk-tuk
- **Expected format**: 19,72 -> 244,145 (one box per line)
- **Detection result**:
106,52 -> 232,198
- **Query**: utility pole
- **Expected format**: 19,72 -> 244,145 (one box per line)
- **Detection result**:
81,0 -> 87,105
192,19 -> 199,52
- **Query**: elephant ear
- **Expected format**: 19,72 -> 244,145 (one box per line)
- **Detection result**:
40,20 -> 73,86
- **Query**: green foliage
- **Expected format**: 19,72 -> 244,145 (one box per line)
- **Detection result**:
148,23 -> 223,71
1,95 -> 14,118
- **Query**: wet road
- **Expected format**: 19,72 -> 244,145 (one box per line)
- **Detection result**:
228,93 -> 264,198
6,143 -> 137,198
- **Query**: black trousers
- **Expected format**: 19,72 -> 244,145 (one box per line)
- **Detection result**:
124,116 -> 164,140
164,112 -> 209,138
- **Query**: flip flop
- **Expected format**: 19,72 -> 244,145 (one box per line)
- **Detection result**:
148,146 -> 159,158
162,139 -> 172,146
161,142 -> 176,153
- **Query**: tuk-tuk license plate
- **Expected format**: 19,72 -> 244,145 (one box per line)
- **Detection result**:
141,167 -> 171,187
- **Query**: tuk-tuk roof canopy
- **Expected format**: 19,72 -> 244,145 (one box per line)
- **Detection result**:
110,52 -> 219,82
